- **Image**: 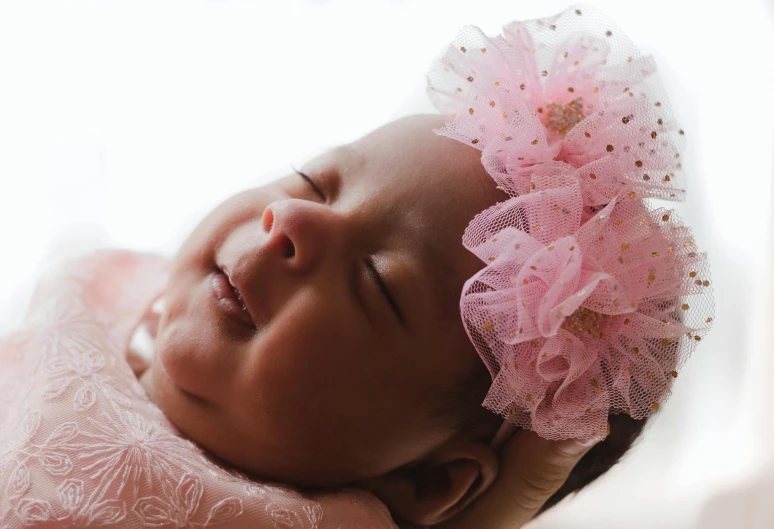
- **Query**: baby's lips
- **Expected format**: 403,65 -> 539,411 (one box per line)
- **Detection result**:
216,265 -> 255,328
221,260 -> 272,330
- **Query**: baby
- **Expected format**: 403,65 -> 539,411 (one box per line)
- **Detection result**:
140,112 -> 509,489
0,5 -> 713,528
136,110 -> 647,518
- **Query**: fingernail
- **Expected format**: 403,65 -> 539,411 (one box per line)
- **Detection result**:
556,436 -> 601,455
557,422 -> 609,456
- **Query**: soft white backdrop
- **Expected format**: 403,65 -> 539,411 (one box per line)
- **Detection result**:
0,1 -> 772,527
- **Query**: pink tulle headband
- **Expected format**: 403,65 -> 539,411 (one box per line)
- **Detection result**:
426,4 -> 714,441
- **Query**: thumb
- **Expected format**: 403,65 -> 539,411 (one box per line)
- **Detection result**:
435,430 -> 602,529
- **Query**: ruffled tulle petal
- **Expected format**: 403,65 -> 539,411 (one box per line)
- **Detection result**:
427,4 -> 687,204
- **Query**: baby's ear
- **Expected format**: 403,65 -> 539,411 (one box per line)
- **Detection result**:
356,440 -> 498,526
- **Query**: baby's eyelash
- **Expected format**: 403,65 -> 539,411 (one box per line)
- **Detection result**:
365,258 -> 404,324
291,166 -> 325,200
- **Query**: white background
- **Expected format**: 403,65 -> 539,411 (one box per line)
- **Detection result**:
0,1 -> 772,527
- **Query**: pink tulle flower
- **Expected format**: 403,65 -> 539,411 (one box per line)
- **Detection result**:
427,5 -> 686,206
459,167 -> 713,440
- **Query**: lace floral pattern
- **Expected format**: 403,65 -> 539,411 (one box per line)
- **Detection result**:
0,249 -> 396,528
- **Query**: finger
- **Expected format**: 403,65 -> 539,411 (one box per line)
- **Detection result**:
497,431 -> 599,516
436,430 -> 601,529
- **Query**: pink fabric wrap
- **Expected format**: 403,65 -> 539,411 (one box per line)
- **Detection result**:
0,249 -> 396,528
426,4 -> 714,441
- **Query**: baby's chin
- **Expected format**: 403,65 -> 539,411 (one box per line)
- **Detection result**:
138,361 -> 397,487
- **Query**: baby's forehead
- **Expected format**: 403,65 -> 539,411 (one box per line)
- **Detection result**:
352,115 -> 504,212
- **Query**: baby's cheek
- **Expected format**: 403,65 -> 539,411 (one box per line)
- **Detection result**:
231,290 -> 426,480
247,327 -> 376,425
249,327 -> 357,413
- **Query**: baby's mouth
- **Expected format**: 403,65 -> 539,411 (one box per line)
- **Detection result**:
229,278 -> 250,313
211,268 -> 257,329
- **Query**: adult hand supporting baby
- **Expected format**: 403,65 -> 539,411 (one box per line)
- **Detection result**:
431,431 -> 598,529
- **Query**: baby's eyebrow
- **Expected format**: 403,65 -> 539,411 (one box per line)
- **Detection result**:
336,144 -> 367,178
318,144 -> 366,200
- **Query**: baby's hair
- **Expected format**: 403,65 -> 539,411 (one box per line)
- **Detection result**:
434,360 -> 500,439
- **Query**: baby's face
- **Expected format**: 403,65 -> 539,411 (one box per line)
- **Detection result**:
146,114 -> 506,486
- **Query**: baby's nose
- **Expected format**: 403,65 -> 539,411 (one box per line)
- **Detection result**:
262,204 -> 296,259
261,199 -> 344,273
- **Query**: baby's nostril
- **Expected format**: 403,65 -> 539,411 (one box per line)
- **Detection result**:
262,207 -> 275,233
279,234 -> 296,259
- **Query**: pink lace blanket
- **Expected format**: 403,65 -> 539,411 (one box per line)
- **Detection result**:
0,249 -> 396,528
